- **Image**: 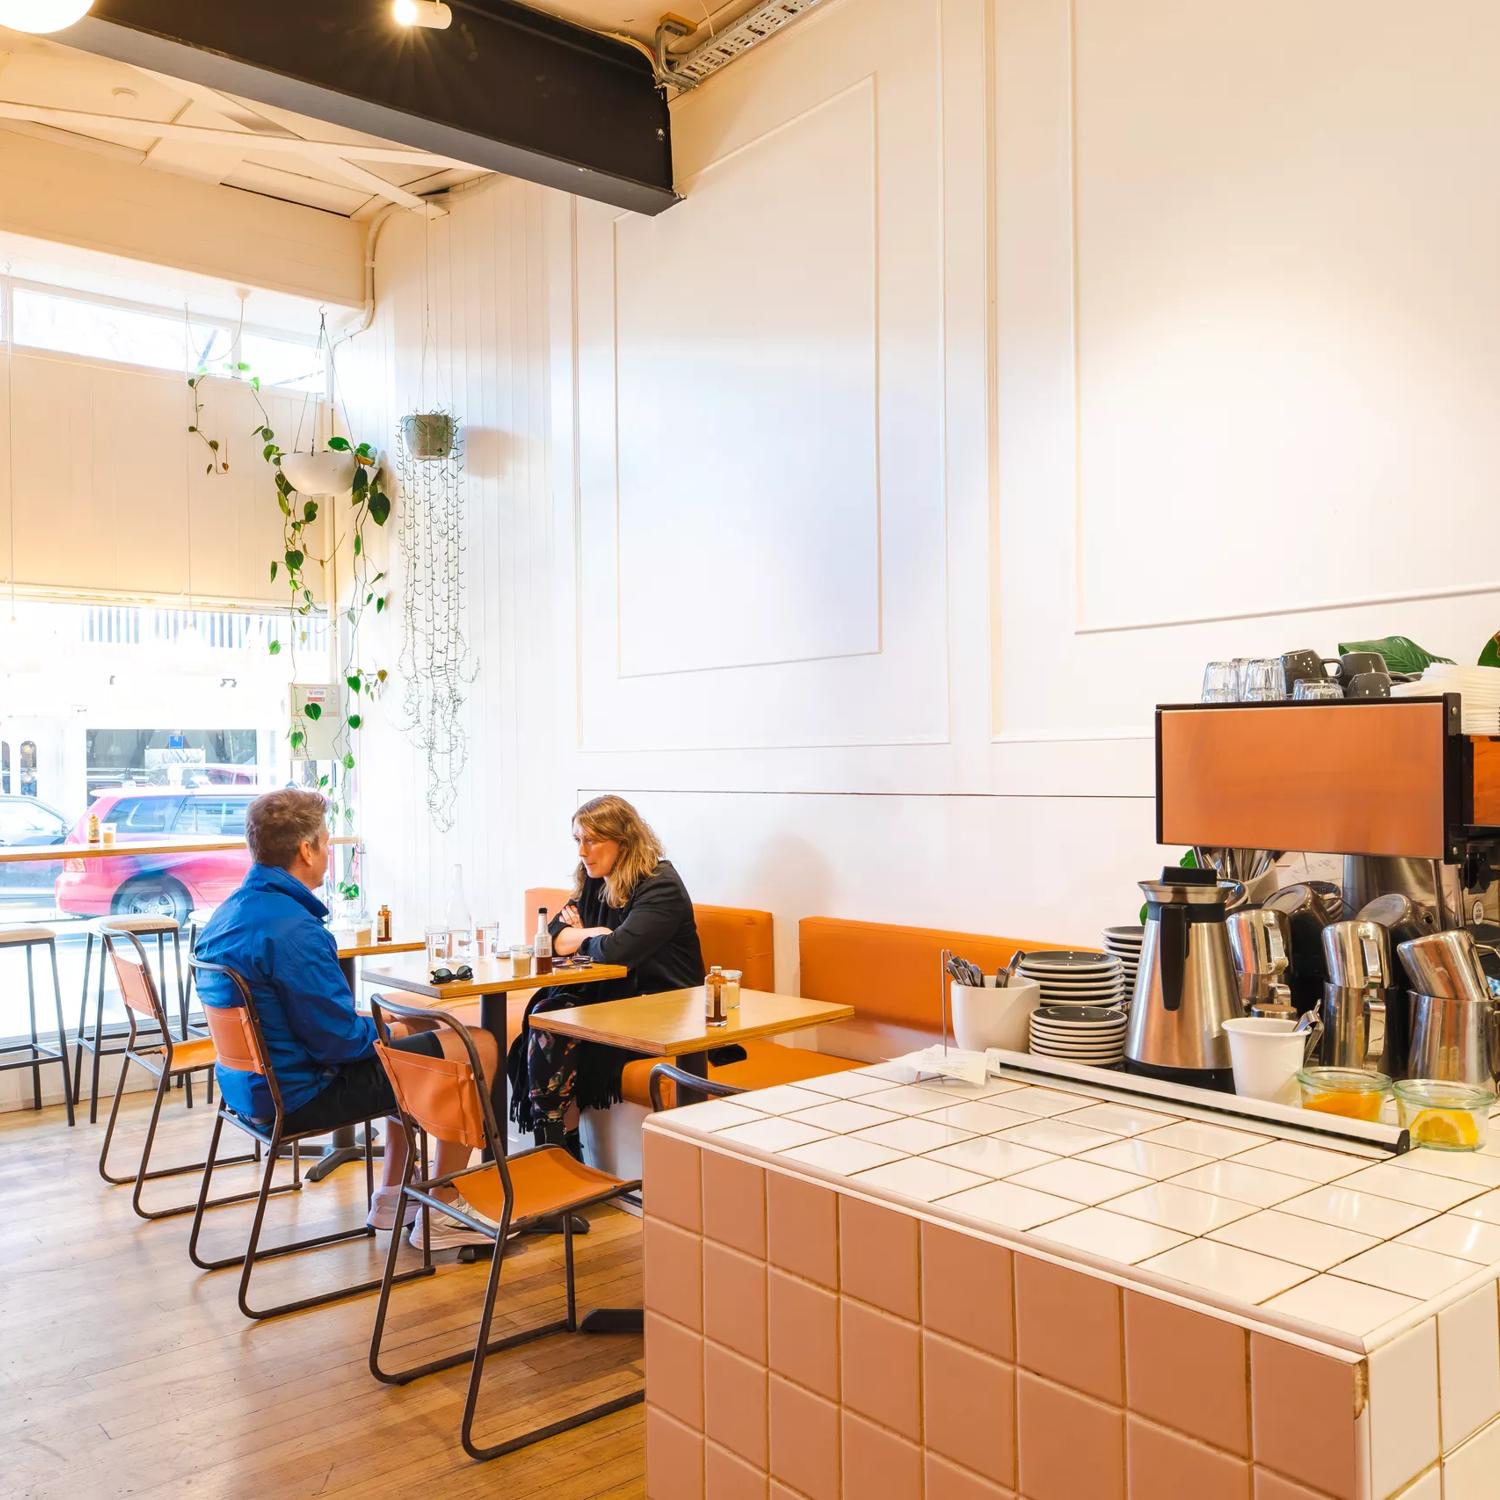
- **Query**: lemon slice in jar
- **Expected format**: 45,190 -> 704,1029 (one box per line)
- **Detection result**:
1410,1108 -> 1479,1149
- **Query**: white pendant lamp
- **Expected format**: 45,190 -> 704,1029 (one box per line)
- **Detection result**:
0,0 -> 94,34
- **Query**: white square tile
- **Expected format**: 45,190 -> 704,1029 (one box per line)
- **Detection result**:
1369,1319 -> 1439,1497
853,1157 -> 990,1203
1438,1283 -> 1500,1453
862,1063 -> 924,1084
671,1099 -> 765,1132
999,1086 -> 1095,1117
904,1074 -> 1020,1101
919,1101 -> 1035,1134
1001,1119 -> 1122,1156
1034,1208 -> 1189,1265
1139,1238 -> 1311,1304
1444,1415 -> 1500,1499
779,1136 -> 909,1176
786,1100 -> 900,1134
853,1117 -> 974,1154
1400,1216 -> 1500,1266
733,1084 -> 832,1116
1140,1119 -> 1271,1157
1335,1163 -> 1487,1212
1453,1189 -> 1500,1225
939,1179 -> 1079,1232
716,1117 -> 831,1152
1006,1158 -> 1151,1206
860,1086 -> 972,1117
1108,1182 -> 1257,1236
1208,1209 -> 1378,1271
923,1137 -> 1059,1180
1263,1276 -> 1421,1339
1232,1140 -> 1372,1184
1168,1160 -> 1311,1209
1278,1184 -> 1436,1239
1077,1138 -> 1213,1180
1061,1101 -> 1180,1137
794,1070 -> 897,1099
1393,1149 -> 1500,1189
1395,1468 -> 1441,1500
1337,1242 -> 1479,1300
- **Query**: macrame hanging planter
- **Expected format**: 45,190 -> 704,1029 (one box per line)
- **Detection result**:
394,407 -> 475,830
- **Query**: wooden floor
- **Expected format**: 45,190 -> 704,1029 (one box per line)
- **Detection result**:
1,1091 -> 646,1500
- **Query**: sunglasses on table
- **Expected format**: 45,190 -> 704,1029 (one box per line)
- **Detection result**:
429,965 -> 474,984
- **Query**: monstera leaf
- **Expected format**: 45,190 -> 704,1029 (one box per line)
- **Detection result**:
1480,634 -> 1500,670
1336,635 -> 1455,674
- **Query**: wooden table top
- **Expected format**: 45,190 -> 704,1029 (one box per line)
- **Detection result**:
362,953 -> 627,1001
527,987 -> 856,1056
334,936 -> 426,961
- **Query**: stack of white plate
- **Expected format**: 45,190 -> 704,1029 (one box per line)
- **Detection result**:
1392,665 -> 1500,735
1028,1004 -> 1128,1066
1102,925 -> 1144,1001
1017,950 -> 1125,1007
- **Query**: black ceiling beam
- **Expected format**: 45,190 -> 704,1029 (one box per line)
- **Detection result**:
62,0 -> 679,215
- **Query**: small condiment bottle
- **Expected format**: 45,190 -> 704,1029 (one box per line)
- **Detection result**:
376,904 -> 392,943
705,965 -> 727,1026
87,813 -> 100,845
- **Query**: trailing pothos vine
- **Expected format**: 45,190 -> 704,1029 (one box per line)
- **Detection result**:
187,355 -> 391,905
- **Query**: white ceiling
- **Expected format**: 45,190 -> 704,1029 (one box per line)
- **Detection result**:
532,0 -> 758,46
0,32 -> 488,219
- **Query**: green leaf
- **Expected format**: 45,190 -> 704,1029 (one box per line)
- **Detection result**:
208,439 -> 219,451
187,377 -> 197,388
351,467 -> 368,494
304,702 -> 323,721
284,548 -> 304,570
347,674 -> 362,693
187,425 -> 198,434
326,435 -> 352,452
347,712 -> 362,729
269,561 -> 278,583
303,500 -> 318,523
352,533 -> 362,557
236,361 -> 251,372
318,774 -> 330,788
355,441 -> 374,458
375,596 -> 385,614
206,463 -> 214,475
277,493 -> 290,517
290,729 -> 305,749
368,493 -> 391,526
342,752 -> 356,771
250,376 -> 261,392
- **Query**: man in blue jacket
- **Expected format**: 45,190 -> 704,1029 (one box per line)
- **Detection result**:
195,788 -> 498,1251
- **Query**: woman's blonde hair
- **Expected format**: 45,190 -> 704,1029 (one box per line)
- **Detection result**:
571,794 -> 664,908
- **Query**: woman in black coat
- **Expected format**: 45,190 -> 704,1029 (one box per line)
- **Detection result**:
508,795 -> 717,1147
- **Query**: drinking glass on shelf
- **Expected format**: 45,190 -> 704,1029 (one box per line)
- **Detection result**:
1202,662 -> 1239,703
1293,677 -> 1344,701
1240,658 -> 1288,701
425,926 -> 452,966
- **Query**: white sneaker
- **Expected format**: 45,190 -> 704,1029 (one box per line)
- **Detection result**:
366,1187 -> 418,1231
407,1195 -> 500,1251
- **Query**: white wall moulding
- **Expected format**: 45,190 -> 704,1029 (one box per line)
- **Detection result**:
574,0 -> 950,755
613,80 -> 880,680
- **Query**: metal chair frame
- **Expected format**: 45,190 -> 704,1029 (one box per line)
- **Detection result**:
97,925 -> 279,1220
647,1060 -> 746,1111
73,919 -> 190,1123
0,930 -> 74,1126
186,958 -> 435,1321
367,995 -> 643,1463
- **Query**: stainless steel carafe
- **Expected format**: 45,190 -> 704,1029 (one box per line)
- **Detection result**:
1406,992 -> 1500,1089
1226,908 -> 1295,1020
1125,868 -> 1244,1089
1262,881 -> 1344,1012
1321,920 -> 1390,1071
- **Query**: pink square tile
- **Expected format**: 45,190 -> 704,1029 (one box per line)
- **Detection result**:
704,1442 -> 766,1500
1015,1254 -> 1123,1404
769,1374 -> 839,1500
1251,1334 -> 1361,1498
645,1217 -> 703,1332
922,1221 -> 1014,1358
646,1129 -> 702,1232
703,1241 -> 767,1362
702,1151 -> 766,1258
841,1410 -> 922,1500
704,1341 -> 768,1469
766,1171 -> 837,1288
767,1268 -> 838,1399
1016,1371 -> 1125,1500
840,1194 -> 919,1319
646,1406 -> 704,1500
1127,1414 -> 1251,1498
923,1331 -> 1017,1486
924,1454 -> 1016,1498
842,1298 -> 921,1440
1125,1290 -> 1249,1456
647,1311 -> 704,1430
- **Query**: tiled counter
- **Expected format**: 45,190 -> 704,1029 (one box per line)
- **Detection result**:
640,1060 -> 1500,1499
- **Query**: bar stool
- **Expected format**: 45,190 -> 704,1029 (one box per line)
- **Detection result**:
182,908 -> 217,1010
72,914 -> 187,1124
0,927 -> 75,1126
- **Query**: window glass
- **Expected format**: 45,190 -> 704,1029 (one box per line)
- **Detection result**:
174,798 -> 231,834
0,742 -> 8,795
18,741 -> 37,799
0,800 -> 64,837
108,797 -> 178,833
239,333 -> 326,393
221,798 -> 251,835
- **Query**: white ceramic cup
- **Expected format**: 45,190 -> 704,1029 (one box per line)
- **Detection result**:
951,977 -> 1042,1053
1222,1016 -> 1306,1102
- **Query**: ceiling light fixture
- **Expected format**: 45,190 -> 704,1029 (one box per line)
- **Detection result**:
393,0 -> 451,28
0,0 -> 94,34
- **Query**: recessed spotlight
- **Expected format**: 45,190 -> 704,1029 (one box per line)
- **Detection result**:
0,0 -> 94,33
393,0 -> 451,28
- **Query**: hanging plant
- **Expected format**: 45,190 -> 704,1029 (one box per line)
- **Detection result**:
399,411 -> 456,461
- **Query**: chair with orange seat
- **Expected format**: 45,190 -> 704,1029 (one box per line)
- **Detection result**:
367,993 -> 642,1463
97,921 -> 268,1220
187,958 -> 434,1321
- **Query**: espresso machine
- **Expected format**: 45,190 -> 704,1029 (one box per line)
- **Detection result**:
1150,693 -> 1500,1082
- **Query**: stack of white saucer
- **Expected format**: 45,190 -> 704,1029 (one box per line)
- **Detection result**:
1018,950 -> 1125,1007
1392,665 -> 1500,734
1102,926 -> 1144,1002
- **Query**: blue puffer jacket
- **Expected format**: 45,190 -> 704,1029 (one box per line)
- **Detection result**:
194,863 -> 375,1122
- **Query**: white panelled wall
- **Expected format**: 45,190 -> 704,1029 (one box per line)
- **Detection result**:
348,0 -> 1500,980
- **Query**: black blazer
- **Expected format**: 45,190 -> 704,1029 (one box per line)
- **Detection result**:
548,859 -> 706,998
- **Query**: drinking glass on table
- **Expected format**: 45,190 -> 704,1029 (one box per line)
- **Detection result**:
475,921 -> 502,959
450,924 -> 474,963
1240,658 -> 1288,701
425,926 -> 452,965
1202,661 -> 1239,702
